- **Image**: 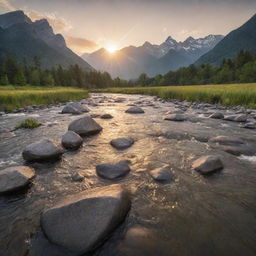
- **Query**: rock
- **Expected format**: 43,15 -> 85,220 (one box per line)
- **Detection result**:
164,114 -> 186,122
71,172 -> 84,182
62,102 -> 90,115
234,114 -> 247,122
68,115 -> 103,136
222,145 -> 255,156
61,131 -> 83,150
224,114 -> 247,122
96,160 -> 131,180
209,112 -> 224,119
23,139 -> 63,162
209,136 -> 255,156
100,114 -> 113,119
242,123 -> 256,129
208,136 -> 244,146
192,155 -> 223,175
0,166 -> 35,194
125,106 -> 145,114
110,138 -> 134,150
41,184 -> 131,254
149,166 -> 174,183
117,227 -> 166,256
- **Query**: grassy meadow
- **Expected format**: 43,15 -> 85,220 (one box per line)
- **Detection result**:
0,86 -> 89,111
97,83 -> 256,108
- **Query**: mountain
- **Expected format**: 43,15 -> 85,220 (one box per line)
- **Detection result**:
82,35 -> 223,79
0,11 -> 93,70
195,14 -> 256,66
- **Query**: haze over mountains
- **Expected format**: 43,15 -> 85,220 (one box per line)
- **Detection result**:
0,11 -> 93,70
82,35 -> 223,79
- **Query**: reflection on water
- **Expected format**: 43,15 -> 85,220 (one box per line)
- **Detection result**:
0,93 -> 256,256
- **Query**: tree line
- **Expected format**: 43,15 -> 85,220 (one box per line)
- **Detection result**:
134,50 -> 256,87
0,56 -> 128,88
0,51 -> 255,88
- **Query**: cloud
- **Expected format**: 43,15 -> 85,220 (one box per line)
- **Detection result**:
65,36 -> 99,54
25,10 -> 72,32
0,0 -> 16,11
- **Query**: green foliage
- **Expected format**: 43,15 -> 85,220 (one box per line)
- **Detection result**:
0,86 -> 89,111
97,83 -> 256,109
133,51 -> 256,87
15,118 -> 41,129
0,56 -> 128,88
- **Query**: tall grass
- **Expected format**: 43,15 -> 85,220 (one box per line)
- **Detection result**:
0,86 -> 89,111
96,83 -> 256,108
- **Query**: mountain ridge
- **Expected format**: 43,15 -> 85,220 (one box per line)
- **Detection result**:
195,14 -> 256,66
0,11 -> 93,70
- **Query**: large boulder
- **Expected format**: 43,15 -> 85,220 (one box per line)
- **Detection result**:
110,138 -> 134,150
41,184 -> 131,254
192,155 -> 223,175
0,166 -> 35,194
149,166 -> 174,183
96,160 -> 131,180
22,139 -> 63,162
125,106 -> 145,114
164,114 -> 186,122
61,131 -> 83,150
68,115 -> 103,136
62,102 -> 90,115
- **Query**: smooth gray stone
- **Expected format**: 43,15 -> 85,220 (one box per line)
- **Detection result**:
110,138 -> 134,150
125,106 -> 145,114
68,116 -> 102,136
192,155 -> 223,175
164,114 -> 186,122
0,166 -> 35,194
209,112 -> 224,119
62,131 -> 83,150
41,185 -> 131,254
22,139 -> 63,162
149,165 -> 174,183
96,160 -> 131,180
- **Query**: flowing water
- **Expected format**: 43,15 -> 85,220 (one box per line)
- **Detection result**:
0,93 -> 256,256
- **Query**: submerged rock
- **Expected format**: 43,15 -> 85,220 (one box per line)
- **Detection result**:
68,115 -> 103,136
164,114 -> 186,122
22,139 -> 63,162
100,114 -> 113,119
209,136 -> 255,156
0,166 -> 35,194
61,131 -> 83,150
62,102 -> 90,115
149,165 -> 174,183
209,112 -> 224,119
110,138 -> 134,150
242,123 -> 256,129
41,184 -> 131,254
96,160 -> 131,180
224,114 -> 247,122
208,136 -> 244,146
192,155 -> 223,175
125,106 -> 145,114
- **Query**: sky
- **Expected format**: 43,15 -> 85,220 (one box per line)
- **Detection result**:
0,0 -> 256,55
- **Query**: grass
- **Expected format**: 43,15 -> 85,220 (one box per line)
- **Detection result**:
96,83 -> 256,108
15,118 -> 42,129
0,86 -> 89,111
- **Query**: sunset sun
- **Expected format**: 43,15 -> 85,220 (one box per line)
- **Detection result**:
106,45 -> 118,53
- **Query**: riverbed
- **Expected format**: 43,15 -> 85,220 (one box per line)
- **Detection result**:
0,93 -> 256,256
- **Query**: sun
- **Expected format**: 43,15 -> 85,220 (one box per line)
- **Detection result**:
106,45 -> 118,54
